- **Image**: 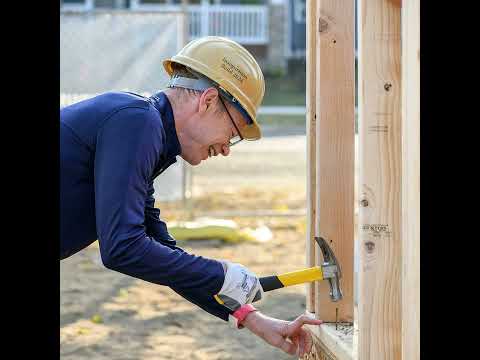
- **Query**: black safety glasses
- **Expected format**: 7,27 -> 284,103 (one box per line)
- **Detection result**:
218,95 -> 243,147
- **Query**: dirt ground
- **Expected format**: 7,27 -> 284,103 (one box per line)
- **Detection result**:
60,210 -> 310,360
60,133 -> 314,360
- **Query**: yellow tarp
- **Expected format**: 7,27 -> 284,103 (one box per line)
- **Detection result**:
167,218 -> 272,244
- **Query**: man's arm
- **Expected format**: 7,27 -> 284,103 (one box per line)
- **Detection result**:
94,106 -> 324,354
94,107 -> 231,321
144,179 -> 177,248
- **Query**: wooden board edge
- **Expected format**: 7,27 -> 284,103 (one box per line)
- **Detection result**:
302,311 -> 356,360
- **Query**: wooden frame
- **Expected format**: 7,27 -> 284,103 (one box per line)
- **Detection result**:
358,0 -> 402,357
305,0 -> 317,315
304,1 -> 419,359
312,0 -> 356,324
400,0 -> 420,358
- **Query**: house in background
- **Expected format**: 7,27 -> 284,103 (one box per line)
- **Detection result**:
60,0 -> 307,75
286,0 -> 305,58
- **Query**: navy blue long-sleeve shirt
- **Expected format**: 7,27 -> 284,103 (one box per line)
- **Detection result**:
60,91 -> 230,321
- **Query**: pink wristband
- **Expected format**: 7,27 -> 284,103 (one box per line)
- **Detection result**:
231,304 -> 257,329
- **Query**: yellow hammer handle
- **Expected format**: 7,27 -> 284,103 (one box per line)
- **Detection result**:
277,266 -> 324,287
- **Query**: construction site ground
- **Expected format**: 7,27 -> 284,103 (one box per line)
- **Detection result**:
60,125 -> 358,359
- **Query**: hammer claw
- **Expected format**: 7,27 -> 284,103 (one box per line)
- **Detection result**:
315,236 -> 343,302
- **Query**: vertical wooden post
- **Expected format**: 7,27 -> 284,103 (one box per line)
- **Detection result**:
401,0 -> 420,359
305,0 -> 317,314
314,0 -> 355,323
358,0 -> 402,358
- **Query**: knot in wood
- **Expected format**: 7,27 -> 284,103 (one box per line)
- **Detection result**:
364,241 -> 375,253
318,18 -> 329,33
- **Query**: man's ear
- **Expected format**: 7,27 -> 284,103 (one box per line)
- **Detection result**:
198,87 -> 219,114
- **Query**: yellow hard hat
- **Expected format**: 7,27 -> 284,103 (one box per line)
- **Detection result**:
163,36 -> 265,140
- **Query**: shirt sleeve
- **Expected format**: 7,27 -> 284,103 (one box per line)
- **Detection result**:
94,107 -> 231,321
144,179 -> 177,248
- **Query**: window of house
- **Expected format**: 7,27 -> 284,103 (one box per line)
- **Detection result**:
293,0 -> 306,24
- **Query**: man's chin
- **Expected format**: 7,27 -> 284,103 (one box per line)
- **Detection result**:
181,155 -> 202,166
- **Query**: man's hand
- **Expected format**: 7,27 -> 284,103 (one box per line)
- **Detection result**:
215,261 -> 263,311
241,311 -> 323,357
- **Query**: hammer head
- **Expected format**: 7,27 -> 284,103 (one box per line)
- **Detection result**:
315,236 -> 343,302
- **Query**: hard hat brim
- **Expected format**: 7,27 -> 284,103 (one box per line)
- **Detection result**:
241,123 -> 262,141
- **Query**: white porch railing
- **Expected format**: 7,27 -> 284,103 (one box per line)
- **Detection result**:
130,2 -> 269,45
60,0 -> 94,12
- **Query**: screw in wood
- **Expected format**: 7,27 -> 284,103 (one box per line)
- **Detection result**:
384,83 -> 392,91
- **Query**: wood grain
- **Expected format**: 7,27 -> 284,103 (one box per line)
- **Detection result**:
303,311 -> 356,360
401,0 -> 420,359
315,0 -> 355,323
306,0 -> 317,314
358,0 -> 402,358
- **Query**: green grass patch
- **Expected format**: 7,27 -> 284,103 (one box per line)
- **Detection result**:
262,75 -> 306,106
257,114 -> 306,127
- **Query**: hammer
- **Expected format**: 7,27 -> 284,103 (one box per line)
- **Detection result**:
254,236 -> 343,302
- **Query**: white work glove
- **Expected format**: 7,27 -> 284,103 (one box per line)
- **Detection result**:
214,261 -> 263,312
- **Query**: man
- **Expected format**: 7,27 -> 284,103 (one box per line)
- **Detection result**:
60,36 -> 322,357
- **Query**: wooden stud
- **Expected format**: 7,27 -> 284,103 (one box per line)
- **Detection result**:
315,0 -> 355,324
357,0 -> 402,358
306,0 -> 317,314
304,310 -> 356,360
401,0 -> 420,359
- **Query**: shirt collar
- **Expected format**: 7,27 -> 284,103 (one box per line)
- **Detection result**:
150,91 -> 182,160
